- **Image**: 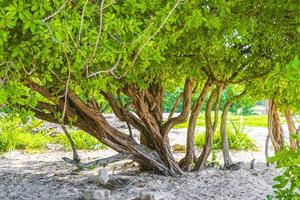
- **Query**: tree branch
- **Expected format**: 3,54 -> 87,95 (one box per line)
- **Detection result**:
167,92 -> 183,120
83,0 -> 105,77
42,0 -> 69,22
162,79 -> 194,136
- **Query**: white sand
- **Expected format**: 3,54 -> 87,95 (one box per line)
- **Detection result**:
0,117 -> 283,200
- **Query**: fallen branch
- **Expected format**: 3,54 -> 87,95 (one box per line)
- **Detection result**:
62,153 -> 133,169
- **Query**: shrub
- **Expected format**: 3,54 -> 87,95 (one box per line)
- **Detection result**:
268,137 -> 300,199
0,116 -> 52,152
194,129 -> 257,151
0,115 -> 106,152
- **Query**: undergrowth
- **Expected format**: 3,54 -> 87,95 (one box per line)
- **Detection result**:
0,115 -> 106,153
194,120 -> 258,151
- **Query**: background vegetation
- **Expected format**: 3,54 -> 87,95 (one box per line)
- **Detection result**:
0,115 -> 106,153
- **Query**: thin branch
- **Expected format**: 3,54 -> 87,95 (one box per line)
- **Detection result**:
61,52 -> 71,122
49,69 -> 66,83
167,92 -> 183,120
41,21 -> 72,52
78,0 -> 89,44
18,57 -> 35,75
0,61 -> 14,66
43,0 -> 69,22
83,0 -> 105,77
131,0 -> 183,67
162,79 -> 194,136
108,21 -> 154,45
87,56 -> 121,78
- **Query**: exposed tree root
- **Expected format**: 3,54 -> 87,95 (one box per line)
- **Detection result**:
223,162 -> 243,171
62,153 -> 133,169
250,159 -> 255,170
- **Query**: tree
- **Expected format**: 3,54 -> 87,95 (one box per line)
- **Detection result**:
1,0 -> 299,176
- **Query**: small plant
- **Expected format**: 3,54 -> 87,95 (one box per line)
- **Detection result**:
207,149 -> 220,167
268,137 -> 300,200
195,129 -> 257,151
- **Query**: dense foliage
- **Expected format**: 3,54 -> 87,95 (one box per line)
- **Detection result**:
269,140 -> 300,199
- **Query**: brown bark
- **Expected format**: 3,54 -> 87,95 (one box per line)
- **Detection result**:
178,79 -> 211,170
162,79 -> 195,137
60,124 -> 80,163
63,153 -> 133,169
220,90 -> 246,170
25,81 -> 183,176
268,100 -> 284,151
194,85 -> 223,170
167,92 -> 183,120
220,101 -> 234,168
284,109 -> 297,149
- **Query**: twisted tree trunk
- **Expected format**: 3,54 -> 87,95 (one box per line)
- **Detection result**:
24,79 -> 195,176
179,79 -> 211,171
284,109 -> 297,149
220,90 -> 246,169
220,101 -> 234,168
194,85 -> 223,170
268,100 -> 284,151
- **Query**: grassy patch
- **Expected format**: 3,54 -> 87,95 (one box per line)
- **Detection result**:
0,115 -> 106,153
194,129 -> 258,151
175,113 -> 286,128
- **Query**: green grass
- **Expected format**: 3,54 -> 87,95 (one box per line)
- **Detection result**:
0,115 -> 106,153
174,113 -> 286,128
194,129 -> 258,151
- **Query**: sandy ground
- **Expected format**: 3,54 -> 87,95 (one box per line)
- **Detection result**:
0,149 -> 279,200
0,116 -> 284,200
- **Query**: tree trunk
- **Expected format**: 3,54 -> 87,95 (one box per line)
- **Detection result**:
265,135 -> 270,167
194,85 -> 223,170
284,109 -> 297,149
220,90 -> 246,170
268,100 -> 284,151
25,80 -> 186,176
60,123 -> 80,163
179,79 -> 211,171
220,101 -> 234,168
